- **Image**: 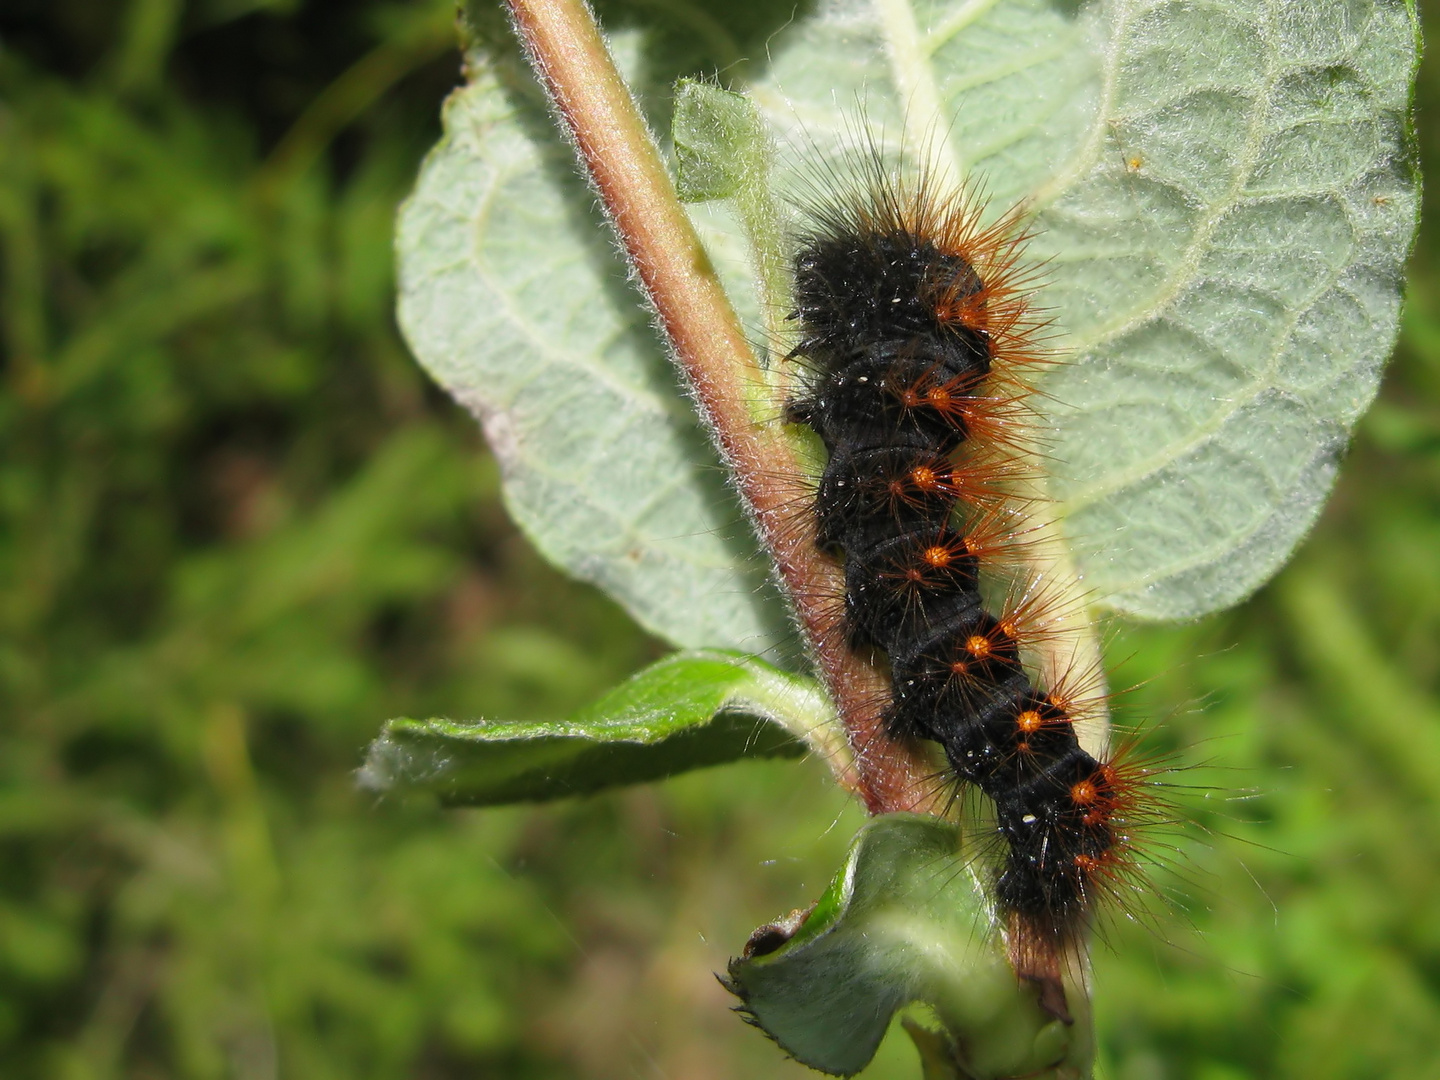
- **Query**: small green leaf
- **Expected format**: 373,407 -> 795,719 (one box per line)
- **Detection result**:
359,650 -> 842,805
673,79 -> 769,203
673,81 -> 792,348
725,814 -> 1091,1079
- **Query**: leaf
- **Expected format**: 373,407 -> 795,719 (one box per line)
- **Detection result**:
394,50 -> 792,659
672,78 -> 771,203
724,814 -> 1092,1079
396,0 -> 1419,646
1040,2 -> 1421,619
358,650 -> 842,805
735,0 -> 1422,621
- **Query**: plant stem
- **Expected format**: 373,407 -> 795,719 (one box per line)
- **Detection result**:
504,0 -> 939,814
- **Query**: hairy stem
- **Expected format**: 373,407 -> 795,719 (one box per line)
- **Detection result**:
504,0 -> 939,814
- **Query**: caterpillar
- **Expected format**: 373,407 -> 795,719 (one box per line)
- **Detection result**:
784,155 -> 1159,1017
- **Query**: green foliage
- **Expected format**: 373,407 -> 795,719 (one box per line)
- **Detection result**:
0,2 -> 651,1075
6,0 -> 1440,1078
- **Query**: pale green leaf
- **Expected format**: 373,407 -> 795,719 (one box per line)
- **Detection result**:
394,52 -> 790,657
358,650 -> 842,804
741,0 -> 1420,620
396,0 -> 1419,648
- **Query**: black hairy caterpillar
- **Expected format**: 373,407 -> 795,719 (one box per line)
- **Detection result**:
784,158 -> 1159,1017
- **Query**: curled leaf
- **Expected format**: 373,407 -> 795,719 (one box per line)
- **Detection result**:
724,814 -> 1092,1079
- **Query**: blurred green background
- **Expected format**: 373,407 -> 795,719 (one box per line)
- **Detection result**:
2,1 -> 1438,1077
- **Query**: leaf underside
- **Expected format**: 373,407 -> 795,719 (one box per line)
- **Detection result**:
396,0 -> 1418,647
359,651 -> 832,805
